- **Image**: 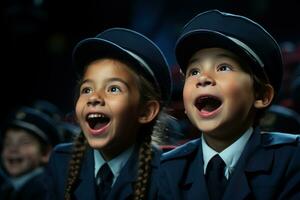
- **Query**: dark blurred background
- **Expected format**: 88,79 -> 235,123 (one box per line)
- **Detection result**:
1,0 -> 300,124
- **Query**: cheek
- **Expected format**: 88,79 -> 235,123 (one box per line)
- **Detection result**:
2,150 -> 9,160
223,81 -> 255,114
18,149 -> 41,167
183,81 -> 194,103
224,76 -> 254,98
75,98 -> 84,119
225,82 -> 244,98
111,94 -> 140,113
23,145 -> 41,156
112,101 -> 137,119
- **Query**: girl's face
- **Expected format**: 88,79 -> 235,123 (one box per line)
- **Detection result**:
1,128 -> 47,177
76,58 -> 144,160
183,48 -> 257,146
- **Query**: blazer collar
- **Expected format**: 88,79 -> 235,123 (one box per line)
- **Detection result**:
180,128 -> 274,200
183,139 -> 203,185
73,144 -> 160,200
74,147 -> 97,200
108,145 -> 161,200
73,146 -> 137,200
223,127 -> 274,200
180,138 -> 210,199
243,127 -> 274,173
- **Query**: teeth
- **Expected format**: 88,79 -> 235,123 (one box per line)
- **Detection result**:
87,113 -> 105,119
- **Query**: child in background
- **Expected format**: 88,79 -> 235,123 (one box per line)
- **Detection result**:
0,106 -> 60,200
45,27 -> 172,200
31,99 -> 80,143
158,10 -> 300,200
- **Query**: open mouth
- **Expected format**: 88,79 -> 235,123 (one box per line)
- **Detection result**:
86,113 -> 110,130
7,157 -> 23,165
195,95 -> 222,113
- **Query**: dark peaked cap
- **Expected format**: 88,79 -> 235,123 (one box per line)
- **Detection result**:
72,28 -> 172,104
2,106 -> 61,146
175,9 -> 283,93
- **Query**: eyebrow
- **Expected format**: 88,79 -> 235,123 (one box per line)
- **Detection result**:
188,57 -> 199,65
216,52 -> 239,61
189,52 -> 237,65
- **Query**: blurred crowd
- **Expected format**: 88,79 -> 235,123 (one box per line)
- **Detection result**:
259,41 -> 300,134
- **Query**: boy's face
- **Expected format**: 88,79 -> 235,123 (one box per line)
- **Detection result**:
76,58 -> 144,160
1,128 -> 46,177
183,48 -> 257,141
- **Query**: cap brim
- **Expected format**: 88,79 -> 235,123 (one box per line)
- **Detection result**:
9,120 -> 49,143
175,30 -> 263,75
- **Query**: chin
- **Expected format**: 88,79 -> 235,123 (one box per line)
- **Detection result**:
87,139 -> 106,150
196,120 -> 219,131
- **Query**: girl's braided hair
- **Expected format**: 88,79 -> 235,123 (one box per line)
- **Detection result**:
64,58 -> 164,200
64,133 -> 87,200
132,65 -> 162,200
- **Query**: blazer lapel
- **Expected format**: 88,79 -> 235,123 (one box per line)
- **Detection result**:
108,146 -> 162,200
180,139 -> 210,200
108,147 -> 139,200
74,148 -> 97,200
223,128 -> 274,200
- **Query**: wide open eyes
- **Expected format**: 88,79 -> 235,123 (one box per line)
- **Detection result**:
186,68 -> 200,78
80,86 -> 93,94
107,85 -> 122,94
217,63 -> 233,72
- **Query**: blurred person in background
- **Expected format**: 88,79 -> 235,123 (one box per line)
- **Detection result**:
0,106 -> 61,200
260,104 -> 300,134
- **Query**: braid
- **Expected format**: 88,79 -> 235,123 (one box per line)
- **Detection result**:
133,134 -> 153,200
64,133 -> 87,200
131,66 -> 162,200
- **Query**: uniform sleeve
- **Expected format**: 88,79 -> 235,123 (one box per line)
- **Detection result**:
157,166 -> 179,200
44,151 -> 60,200
43,145 -> 71,200
278,144 -> 300,200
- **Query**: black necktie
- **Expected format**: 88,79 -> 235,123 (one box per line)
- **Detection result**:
97,163 -> 113,200
205,154 -> 227,200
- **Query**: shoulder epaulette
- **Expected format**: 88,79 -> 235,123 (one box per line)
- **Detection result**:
161,138 -> 200,161
53,142 -> 74,153
261,131 -> 300,147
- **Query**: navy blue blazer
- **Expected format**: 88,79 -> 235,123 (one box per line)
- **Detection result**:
0,171 -> 48,200
157,128 -> 300,200
45,142 -> 161,200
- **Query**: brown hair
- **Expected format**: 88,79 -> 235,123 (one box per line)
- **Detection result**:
64,133 -> 87,200
64,58 -> 164,200
236,55 -> 273,126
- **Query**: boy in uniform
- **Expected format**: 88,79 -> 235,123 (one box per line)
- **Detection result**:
158,10 -> 300,200
0,106 -> 60,200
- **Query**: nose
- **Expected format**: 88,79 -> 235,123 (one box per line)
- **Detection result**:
196,73 -> 215,88
5,142 -> 19,152
87,93 -> 105,107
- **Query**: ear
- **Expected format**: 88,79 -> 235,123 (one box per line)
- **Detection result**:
41,145 -> 52,164
138,100 -> 160,124
254,84 -> 274,109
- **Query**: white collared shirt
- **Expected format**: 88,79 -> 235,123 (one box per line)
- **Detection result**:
202,127 -> 253,179
10,167 -> 44,190
94,146 -> 134,186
